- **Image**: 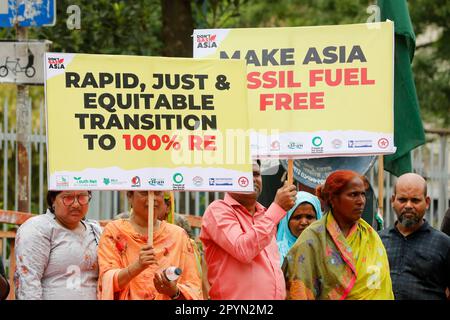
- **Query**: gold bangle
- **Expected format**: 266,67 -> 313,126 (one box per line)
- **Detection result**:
126,267 -> 132,279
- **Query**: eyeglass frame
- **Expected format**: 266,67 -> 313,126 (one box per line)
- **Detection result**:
58,193 -> 92,206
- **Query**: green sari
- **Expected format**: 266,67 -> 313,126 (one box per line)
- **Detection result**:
283,211 -> 394,300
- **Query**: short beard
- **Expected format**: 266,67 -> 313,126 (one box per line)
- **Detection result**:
398,213 -> 420,228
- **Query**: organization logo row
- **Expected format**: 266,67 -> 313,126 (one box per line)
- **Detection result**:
268,136 -> 390,153
55,173 -> 250,190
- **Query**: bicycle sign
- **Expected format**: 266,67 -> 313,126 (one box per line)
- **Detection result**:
0,40 -> 51,84
0,50 -> 36,78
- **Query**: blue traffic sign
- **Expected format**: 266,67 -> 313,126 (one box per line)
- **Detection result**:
0,0 -> 56,27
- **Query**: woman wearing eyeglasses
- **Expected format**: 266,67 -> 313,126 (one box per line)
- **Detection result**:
97,190 -> 202,300
14,190 -> 101,300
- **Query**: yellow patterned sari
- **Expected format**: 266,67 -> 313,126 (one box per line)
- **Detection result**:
283,211 -> 394,300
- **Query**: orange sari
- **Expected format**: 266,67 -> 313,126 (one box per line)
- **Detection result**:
97,219 -> 202,300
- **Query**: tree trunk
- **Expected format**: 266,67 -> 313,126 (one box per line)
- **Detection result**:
161,0 -> 194,57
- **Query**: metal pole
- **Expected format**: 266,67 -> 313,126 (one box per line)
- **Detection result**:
439,134 -> 448,225
2,101 -> 8,263
39,101 -> 44,214
16,26 -> 31,213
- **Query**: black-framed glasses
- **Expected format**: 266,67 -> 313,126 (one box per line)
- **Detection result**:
60,194 -> 91,206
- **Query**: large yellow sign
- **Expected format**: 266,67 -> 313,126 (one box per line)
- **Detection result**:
45,53 -> 253,191
194,22 -> 395,157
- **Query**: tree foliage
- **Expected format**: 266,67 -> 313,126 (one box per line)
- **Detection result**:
0,0 -> 448,214
409,0 -> 450,126
0,0 -> 450,126
0,0 -> 162,55
0,0 -> 448,123
234,0 -> 449,127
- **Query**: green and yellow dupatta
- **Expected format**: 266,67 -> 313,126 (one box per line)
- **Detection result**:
283,211 -> 393,300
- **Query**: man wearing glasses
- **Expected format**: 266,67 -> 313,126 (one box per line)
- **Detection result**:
14,191 -> 102,300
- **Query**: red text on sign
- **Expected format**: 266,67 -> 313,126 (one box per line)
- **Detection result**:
247,70 -> 301,89
188,135 -> 216,151
309,67 -> 375,87
260,92 -> 325,111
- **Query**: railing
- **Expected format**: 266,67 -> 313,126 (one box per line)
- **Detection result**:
0,209 -> 202,300
1,96 -> 449,298
0,210 -> 34,300
1,99 -> 222,267
366,128 -> 450,229
2,98 -> 445,227
1,99 -> 224,219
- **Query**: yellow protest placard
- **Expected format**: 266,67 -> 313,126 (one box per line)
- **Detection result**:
194,22 -> 395,157
45,53 -> 252,191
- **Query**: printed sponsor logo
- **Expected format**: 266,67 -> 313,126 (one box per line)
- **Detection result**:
312,136 -> 323,147
348,140 -> 373,148
148,178 -> 165,187
173,184 -> 185,191
47,57 -> 65,69
173,173 -> 184,184
131,176 -> 141,187
73,176 -> 97,187
270,140 -> 280,151
331,139 -> 343,149
56,175 -> 69,187
196,34 -> 217,48
172,173 -> 185,190
287,142 -> 304,150
103,178 -> 127,186
311,136 -> 323,153
378,138 -> 389,149
209,177 -> 233,186
192,176 -> 203,187
237,176 -> 249,188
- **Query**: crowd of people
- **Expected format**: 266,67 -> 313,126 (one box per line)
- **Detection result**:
0,161 -> 449,300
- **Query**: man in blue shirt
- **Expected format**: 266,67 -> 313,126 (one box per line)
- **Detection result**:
379,173 -> 450,300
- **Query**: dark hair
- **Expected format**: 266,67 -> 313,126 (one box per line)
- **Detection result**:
126,191 -> 171,208
298,201 -> 317,216
46,190 -> 92,213
47,191 -> 62,213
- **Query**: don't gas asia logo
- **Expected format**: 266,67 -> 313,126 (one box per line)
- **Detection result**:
196,34 -> 217,48
48,57 -> 65,69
